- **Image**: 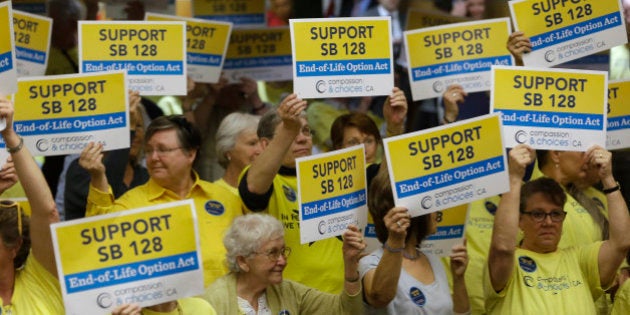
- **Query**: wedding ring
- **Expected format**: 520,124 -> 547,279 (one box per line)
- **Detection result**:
452,93 -> 457,97
396,221 -> 402,228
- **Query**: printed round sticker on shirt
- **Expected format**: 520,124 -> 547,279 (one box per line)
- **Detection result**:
205,200 -> 225,216
518,255 -> 537,272
283,185 -> 296,202
485,200 -> 497,215
409,287 -> 427,307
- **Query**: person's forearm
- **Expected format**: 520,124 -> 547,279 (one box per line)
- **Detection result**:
343,265 -> 361,296
7,131 -> 59,274
487,177 -> 521,291
365,241 -> 404,307
604,178 -> 630,251
452,275 -> 470,314
246,124 -> 297,194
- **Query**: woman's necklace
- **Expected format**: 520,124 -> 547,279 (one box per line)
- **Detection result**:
402,247 -> 421,261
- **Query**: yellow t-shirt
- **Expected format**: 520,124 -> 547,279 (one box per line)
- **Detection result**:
239,167 -> 345,294
140,297 -> 216,315
0,254 -> 64,314
484,242 -> 603,315
213,178 -> 238,197
87,173 -> 244,286
611,278 -> 630,315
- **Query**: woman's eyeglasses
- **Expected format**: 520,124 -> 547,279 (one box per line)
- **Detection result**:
0,200 -> 22,235
256,247 -> 291,262
521,210 -> 567,223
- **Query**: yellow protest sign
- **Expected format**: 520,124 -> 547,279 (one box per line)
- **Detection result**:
297,145 -> 367,244
405,8 -> 469,31
145,12 -> 232,83
422,204 -> 468,257
607,80 -> 630,150
290,17 -> 394,99
491,65 -> 607,150
12,71 -> 129,155
13,10 -> 52,77
79,21 -> 187,96
52,200 -> 203,313
193,0 -> 265,27
383,114 -> 508,217
0,2 -> 17,95
404,18 -> 513,100
223,27 -> 293,82
509,0 -> 627,67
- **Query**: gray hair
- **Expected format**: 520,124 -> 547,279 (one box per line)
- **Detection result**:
215,112 -> 260,169
224,214 -> 284,273
257,107 -> 307,140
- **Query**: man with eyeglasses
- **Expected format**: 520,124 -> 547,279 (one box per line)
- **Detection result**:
238,94 -> 361,294
82,115 -> 244,287
484,144 -> 630,314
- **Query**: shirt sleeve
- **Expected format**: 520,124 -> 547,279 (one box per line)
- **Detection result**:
238,169 -> 273,212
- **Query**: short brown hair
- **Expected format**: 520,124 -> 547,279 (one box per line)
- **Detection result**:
330,113 -> 381,150
519,177 -> 567,213
0,202 -> 30,269
368,159 -> 432,244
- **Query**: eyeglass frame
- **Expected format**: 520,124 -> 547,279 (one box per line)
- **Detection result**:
520,210 -> 567,223
255,246 -> 292,262
144,146 -> 183,157
0,200 -> 22,236
344,137 -> 377,147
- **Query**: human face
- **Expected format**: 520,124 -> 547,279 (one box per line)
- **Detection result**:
271,0 -> 292,20
342,126 -> 378,164
0,237 -> 18,272
282,118 -> 312,167
228,129 -> 262,171
556,151 -> 587,185
246,237 -> 288,286
429,212 -> 439,235
519,192 -> 564,253
145,129 -> 195,187
467,0 -> 485,20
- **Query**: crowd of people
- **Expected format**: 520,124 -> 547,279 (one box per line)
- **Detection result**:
2,0 -> 630,314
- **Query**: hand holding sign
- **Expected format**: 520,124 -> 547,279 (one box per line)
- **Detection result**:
278,93 -> 307,133
383,87 -> 408,136
0,157 -> 18,194
384,207 -> 411,246
506,31 -> 532,66
449,239 -> 468,278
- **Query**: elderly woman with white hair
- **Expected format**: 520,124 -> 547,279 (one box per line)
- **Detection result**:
203,214 -> 366,314
214,112 -> 262,194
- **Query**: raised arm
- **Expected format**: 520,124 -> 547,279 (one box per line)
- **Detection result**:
0,95 -> 59,275
488,144 -> 534,292
341,224 -> 367,296
591,146 -> 630,287
363,206 -> 411,307
450,240 -> 470,314
245,93 -> 307,194
383,87 -> 407,137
